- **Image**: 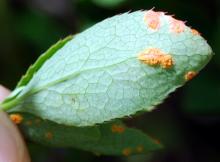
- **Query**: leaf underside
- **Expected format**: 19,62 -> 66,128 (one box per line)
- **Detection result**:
3,10 -> 213,127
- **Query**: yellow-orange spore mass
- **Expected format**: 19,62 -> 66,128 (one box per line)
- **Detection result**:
169,17 -> 185,33
144,10 -> 163,30
136,145 -> 144,153
9,114 -> 23,124
111,124 -> 125,133
45,132 -> 53,140
160,54 -> 173,68
191,29 -> 200,35
122,147 -> 132,156
185,71 -> 197,81
138,48 -> 173,68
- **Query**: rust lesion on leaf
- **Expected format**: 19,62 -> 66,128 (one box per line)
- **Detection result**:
122,147 -> 132,156
111,124 -> 125,133
185,71 -> 197,81
45,131 -> 53,140
144,10 -> 164,30
191,29 -> 200,35
168,16 -> 185,33
148,134 -> 161,145
9,113 -> 23,124
138,48 -> 174,69
136,145 -> 144,153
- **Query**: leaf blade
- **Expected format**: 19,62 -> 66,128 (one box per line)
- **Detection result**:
17,113 -> 162,156
4,10 -> 213,126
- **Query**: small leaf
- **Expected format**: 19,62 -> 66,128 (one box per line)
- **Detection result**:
1,10 -> 213,127
85,121 -> 162,155
16,113 -> 161,155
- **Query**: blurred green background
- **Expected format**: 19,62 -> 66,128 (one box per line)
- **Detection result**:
0,0 -> 220,161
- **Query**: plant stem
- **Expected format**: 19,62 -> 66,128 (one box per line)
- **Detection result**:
0,99 -> 21,111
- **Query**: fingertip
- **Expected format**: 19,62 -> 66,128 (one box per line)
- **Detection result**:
0,85 -> 30,162
0,85 -> 10,102
0,112 -> 31,162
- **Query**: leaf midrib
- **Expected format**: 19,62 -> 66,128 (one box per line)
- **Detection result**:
30,56 -> 136,95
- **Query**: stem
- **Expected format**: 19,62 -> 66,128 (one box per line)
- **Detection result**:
0,86 -> 25,111
0,98 -> 21,111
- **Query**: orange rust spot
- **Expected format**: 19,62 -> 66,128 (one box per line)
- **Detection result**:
160,54 -> 173,68
149,135 -> 161,145
45,132 -> 53,140
151,137 -> 161,145
122,147 -> 132,156
138,48 -> 173,68
154,139 -> 161,145
25,121 -> 32,126
136,145 -> 144,153
169,17 -> 185,33
144,10 -> 163,30
191,29 -> 200,35
9,114 -> 23,124
111,124 -> 125,133
185,71 -> 197,81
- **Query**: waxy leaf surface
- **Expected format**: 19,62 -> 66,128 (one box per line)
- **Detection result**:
2,10 -> 213,126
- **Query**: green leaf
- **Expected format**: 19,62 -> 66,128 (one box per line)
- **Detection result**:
16,113 -> 162,156
1,10 -> 213,127
85,120 -> 162,155
17,113 -> 100,147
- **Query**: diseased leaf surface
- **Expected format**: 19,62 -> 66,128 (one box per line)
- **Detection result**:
2,10 -> 213,127
85,121 -> 162,155
18,113 -> 100,146
17,113 -> 162,156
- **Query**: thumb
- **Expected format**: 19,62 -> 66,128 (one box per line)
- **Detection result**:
0,85 -> 30,162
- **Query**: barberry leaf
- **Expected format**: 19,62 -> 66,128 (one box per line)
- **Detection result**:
1,10 -> 213,127
17,113 -> 162,155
